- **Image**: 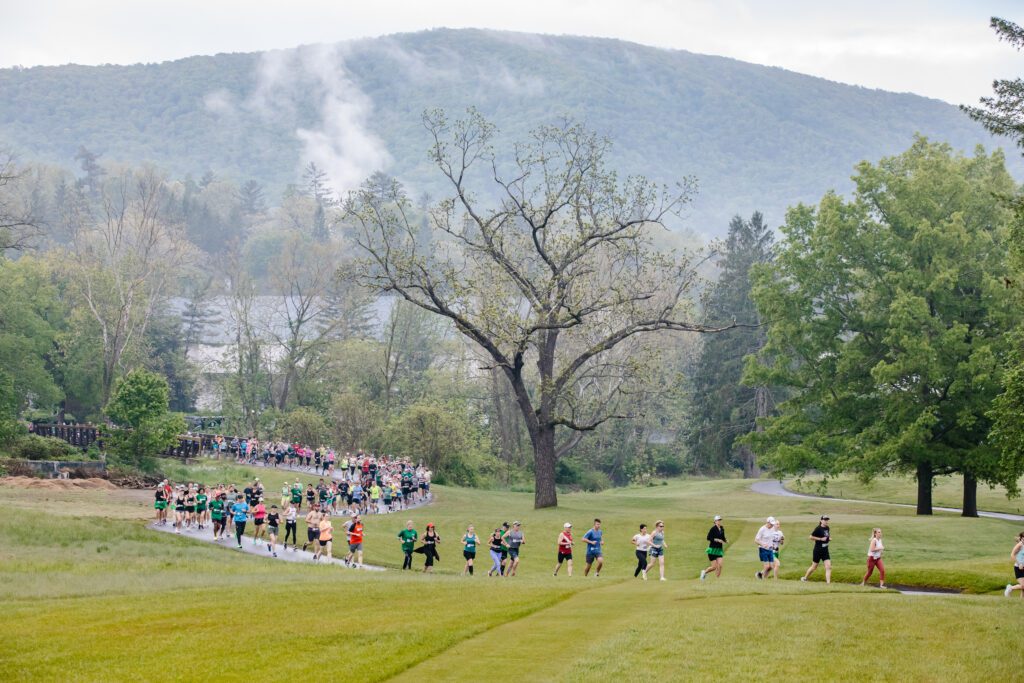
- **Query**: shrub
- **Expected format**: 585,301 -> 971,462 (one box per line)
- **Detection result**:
7,434 -> 81,460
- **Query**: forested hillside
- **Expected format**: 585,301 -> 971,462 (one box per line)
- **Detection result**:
0,28 -> 1015,235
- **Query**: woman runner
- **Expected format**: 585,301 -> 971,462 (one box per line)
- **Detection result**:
632,524 -> 652,580
196,487 -> 208,530
210,493 -> 227,541
317,515 -> 333,561
1005,531 -> 1024,598
487,528 -> 504,577
701,516 -> 727,580
462,525 -> 478,576
266,505 -> 280,557
231,494 -> 249,549
861,527 -> 885,588
417,523 -> 440,573
173,487 -> 187,534
153,485 -> 168,526
283,503 -> 298,551
251,497 -> 267,545
646,521 -> 668,581
397,520 -> 418,570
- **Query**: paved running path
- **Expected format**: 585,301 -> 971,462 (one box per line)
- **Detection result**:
150,519 -> 386,570
750,479 -> 1024,522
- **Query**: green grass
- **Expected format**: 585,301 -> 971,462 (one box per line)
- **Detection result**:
1,467 -> 1021,681
790,474 -> 1024,516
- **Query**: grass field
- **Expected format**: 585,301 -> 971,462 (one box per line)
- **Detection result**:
1,461 -> 1021,681
790,473 -> 1024,515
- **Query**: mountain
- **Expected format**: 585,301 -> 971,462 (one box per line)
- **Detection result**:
0,28 -> 1016,236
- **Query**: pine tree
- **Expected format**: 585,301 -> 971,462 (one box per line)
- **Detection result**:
688,212 -> 774,476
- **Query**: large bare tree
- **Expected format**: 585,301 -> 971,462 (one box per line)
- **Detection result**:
66,168 -> 191,403
347,110 -> 735,508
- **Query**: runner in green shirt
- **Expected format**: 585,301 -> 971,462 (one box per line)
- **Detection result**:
290,481 -> 303,510
210,495 -> 226,541
397,520 -> 418,570
462,525 -> 478,576
196,489 -> 209,530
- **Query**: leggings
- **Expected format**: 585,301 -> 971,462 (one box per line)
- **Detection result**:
234,520 -> 247,545
634,550 -> 648,577
284,521 -> 297,545
489,549 -> 502,574
864,556 -> 885,582
403,550 -> 414,570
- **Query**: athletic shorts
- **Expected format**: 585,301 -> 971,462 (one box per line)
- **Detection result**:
185,506 -> 195,513
586,552 -> 602,563
349,542 -> 362,552
507,549 -> 519,560
154,501 -> 166,510
175,507 -> 185,513
813,547 -> 831,563
267,526 -> 279,535
649,547 -> 664,558
196,506 -> 207,513
707,553 -> 721,563
320,538 -> 332,545
254,518 -> 264,526
1015,565 -> 1024,580
758,548 -> 774,563
463,550 -> 476,560
308,529 -> 320,542
557,552 -> 572,563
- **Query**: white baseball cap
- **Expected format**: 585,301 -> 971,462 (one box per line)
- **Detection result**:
564,522 -> 572,528
767,516 -> 777,525
713,515 -> 722,521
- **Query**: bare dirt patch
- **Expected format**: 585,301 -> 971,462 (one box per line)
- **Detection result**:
0,476 -> 119,491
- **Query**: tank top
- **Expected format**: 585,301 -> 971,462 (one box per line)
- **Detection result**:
1016,545 -> 1024,566
560,532 -> 573,552
319,522 -> 332,542
868,538 -> 884,559
652,531 -> 664,548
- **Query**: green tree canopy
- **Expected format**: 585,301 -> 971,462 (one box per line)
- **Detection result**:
743,138 -> 1022,515
105,368 -> 184,471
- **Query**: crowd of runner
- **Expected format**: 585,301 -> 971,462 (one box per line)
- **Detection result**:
151,470 -> 1024,594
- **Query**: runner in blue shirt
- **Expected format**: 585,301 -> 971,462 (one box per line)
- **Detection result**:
583,519 -> 604,577
230,495 -> 250,549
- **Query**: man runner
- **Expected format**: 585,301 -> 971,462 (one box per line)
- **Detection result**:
754,517 -> 777,579
582,519 -> 603,577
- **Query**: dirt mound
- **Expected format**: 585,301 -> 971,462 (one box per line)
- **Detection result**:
0,476 -> 119,491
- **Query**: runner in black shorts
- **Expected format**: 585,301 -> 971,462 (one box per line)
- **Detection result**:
801,515 -> 832,584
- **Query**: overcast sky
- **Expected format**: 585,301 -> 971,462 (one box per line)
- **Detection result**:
2,0 -> 1021,105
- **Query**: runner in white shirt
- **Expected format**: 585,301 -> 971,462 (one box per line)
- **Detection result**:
754,517 -> 777,580
632,524 -> 653,580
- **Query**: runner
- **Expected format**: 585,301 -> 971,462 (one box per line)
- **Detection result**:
345,513 -> 364,567
173,486 -> 186,533
499,522 -> 511,575
210,492 -> 227,541
553,522 -> 573,577
1005,531 -> 1024,598
290,480 -> 303,511
700,515 -> 727,580
861,527 -> 885,588
631,524 -> 651,580
397,520 -> 418,570
462,524 -> 478,576
184,486 -> 197,529
487,527 -> 504,577
317,514 -> 333,561
302,507 -> 321,554
770,519 -> 785,579
754,517 -> 777,580
504,521 -> 525,577
266,505 -> 280,557
800,515 -> 832,584
196,487 -> 208,530
646,520 -> 668,581
283,502 -> 298,552
231,494 -> 249,549
582,519 -> 603,577
251,497 -> 267,545
416,522 -> 440,573
154,484 -> 168,526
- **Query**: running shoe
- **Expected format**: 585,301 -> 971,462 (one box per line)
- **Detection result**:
1006,584 -> 1014,597
800,576 -> 807,582
700,570 -> 706,580
660,578 -> 666,581
756,571 -> 763,579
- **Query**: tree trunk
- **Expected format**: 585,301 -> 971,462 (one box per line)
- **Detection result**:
962,471 -> 978,518
737,444 -> 760,479
916,460 -> 933,515
534,424 -> 558,509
